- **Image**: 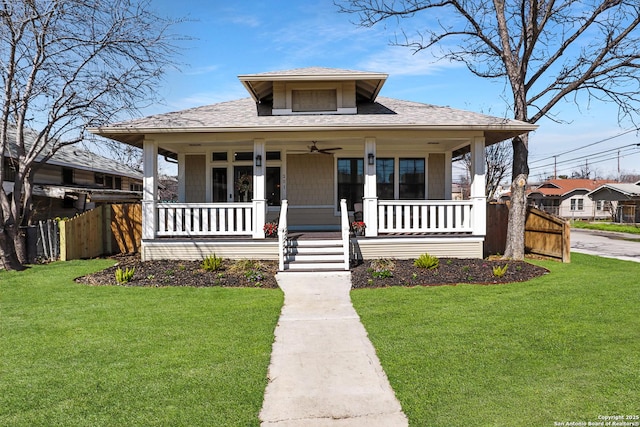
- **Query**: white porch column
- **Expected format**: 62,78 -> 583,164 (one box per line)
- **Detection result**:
252,139 -> 266,239
177,152 -> 186,203
363,137 -> 378,237
142,138 -> 158,242
444,151 -> 453,199
470,136 -> 487,236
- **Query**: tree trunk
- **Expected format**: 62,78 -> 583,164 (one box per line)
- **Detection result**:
0,223 -> 26,271
503,134 -> 529,260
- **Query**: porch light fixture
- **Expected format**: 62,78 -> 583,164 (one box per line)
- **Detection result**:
255,154 -> 262,167
368,153 -> 375,166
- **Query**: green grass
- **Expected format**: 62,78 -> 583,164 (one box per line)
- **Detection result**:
571,220 -> 640,234
1,260 -> 283,427
352,253 -> 640,426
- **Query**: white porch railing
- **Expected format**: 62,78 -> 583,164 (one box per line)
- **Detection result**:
156,203 -> 253,236
377,200 -> 473,233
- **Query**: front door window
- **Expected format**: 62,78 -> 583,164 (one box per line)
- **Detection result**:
234,166 -> 253,202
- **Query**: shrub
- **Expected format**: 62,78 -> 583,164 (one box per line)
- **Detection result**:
369,258 -> 395,278
492,264 -> 509,277
230,259 -> 264,273
115,267 -> 135,284
201,254 -> 224,272
414,253 -> 440,269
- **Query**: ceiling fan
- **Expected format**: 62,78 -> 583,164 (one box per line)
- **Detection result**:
308,141 -> 342,155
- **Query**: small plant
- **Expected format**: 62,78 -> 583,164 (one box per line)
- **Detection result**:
414,253 -> 440,269
244,270 -> 264,287
146,274 -> 155,280
178,264 -> 186,271
369,258 -> 395,278
115,267 -> 135,284
263,221 -> 278,237
462,265 -> 470,273
492,264 -> 509,278
351,221 -> 366,234
201,254 -> 224,272
412,272 -> 418,280
230,259 -> 264,273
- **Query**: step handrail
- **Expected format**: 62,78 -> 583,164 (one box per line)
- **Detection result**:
278,200 -> 288,271
340,198 -> 350,271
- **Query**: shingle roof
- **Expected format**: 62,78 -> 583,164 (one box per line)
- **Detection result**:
529,179 -> 615,197
587,182 -> 640,199
93,96 -> 536,147
238,66 -> 385,78
4,124 -> 141,179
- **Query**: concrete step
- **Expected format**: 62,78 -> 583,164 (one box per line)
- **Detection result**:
283,261 -> 348,271
287,239 -> 343,247
286,253 -> 344,262
287,246 -> 344,255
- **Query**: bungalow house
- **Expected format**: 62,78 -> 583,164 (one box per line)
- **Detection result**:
3,125 -> 143,221
91,67 -> 536,270
586,181 -> 640,223
527,178 -> 615,220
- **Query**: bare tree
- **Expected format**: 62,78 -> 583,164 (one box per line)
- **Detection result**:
0,0 -> 180,270
462,140 -> 512,200
337,0 -> 640,259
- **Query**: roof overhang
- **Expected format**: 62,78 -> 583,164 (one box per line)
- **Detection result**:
92,122 -> 535,143
238,69 -> 388,104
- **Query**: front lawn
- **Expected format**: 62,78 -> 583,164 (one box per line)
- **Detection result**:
352,253 -> 640,426
0,260 -> 283,427
572,220 -> 640,234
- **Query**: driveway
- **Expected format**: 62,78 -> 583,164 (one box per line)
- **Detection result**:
571,228 -> 640,263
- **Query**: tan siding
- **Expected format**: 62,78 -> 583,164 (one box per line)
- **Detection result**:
142,240 -> 279,261
428,154 -> 445,199
184,155 -> 206,202
341,81 -> 356,108
355,237 -> 483,260
273,82 -> 286,109
286,154 -> 333,205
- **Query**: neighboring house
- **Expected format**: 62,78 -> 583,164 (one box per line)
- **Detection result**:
91,67 -> 536,270
3,126 -> 143,221
527,178 -> 615,220
586,181 -> 640,223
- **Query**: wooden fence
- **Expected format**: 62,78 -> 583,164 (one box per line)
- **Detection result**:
486,203 -> 571,262
59,203 -> 142,261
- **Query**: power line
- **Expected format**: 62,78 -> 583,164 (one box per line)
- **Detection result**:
530,128 -> 638,165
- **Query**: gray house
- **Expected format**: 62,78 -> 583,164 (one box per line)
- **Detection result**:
587,182 -> 640,223
3,125 -> 143,221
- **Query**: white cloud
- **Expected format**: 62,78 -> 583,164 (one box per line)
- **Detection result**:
359,46 -> 463,76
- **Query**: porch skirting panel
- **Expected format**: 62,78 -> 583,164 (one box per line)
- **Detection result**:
141,239 -> 279,261
353,236 -> 484,260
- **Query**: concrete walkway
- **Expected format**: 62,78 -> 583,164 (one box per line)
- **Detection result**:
259,272 -> 408,427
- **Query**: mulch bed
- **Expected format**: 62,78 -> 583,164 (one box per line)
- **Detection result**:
76,254 -> 548,289
350,258 -> 548,288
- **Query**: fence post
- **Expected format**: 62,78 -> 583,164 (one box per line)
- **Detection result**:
59,220 -> 68,261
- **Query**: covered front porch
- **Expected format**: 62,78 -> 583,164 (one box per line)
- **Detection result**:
139,134 -> 489,268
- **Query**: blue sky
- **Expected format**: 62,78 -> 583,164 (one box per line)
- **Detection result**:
144,0 -> 640,180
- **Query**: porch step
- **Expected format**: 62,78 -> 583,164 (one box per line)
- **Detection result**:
283,238 -> 347,271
